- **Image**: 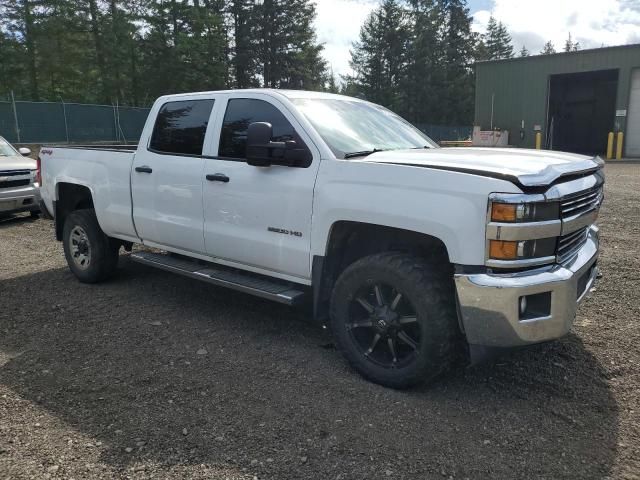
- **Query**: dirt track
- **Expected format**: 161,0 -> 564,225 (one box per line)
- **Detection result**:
0,163 -> 638,479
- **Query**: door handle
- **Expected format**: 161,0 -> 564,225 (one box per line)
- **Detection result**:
135,166 -> 153,173
206,173 -> 230,183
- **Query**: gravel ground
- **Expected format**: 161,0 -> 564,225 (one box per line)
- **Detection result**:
0,163 -> 639,480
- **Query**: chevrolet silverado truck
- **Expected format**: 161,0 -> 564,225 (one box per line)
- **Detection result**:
39,89 -> 603,388
0,137 -> 39,218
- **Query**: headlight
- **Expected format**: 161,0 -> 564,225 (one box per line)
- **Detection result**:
487,194 -> 561,268
490,201 -> 559,223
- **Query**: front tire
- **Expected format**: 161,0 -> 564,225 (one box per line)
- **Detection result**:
330,252 -> 460,389
62,209 -> 119,283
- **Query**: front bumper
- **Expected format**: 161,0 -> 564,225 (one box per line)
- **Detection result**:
455,225 -> 599,347
0,184 -> 41,215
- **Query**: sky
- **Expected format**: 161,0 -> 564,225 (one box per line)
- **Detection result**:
314,0 -> 640,78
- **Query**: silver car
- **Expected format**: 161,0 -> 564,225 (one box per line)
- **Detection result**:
0,136 -> 40,218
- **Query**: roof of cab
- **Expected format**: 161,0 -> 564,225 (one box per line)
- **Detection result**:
156,88 -> 364,103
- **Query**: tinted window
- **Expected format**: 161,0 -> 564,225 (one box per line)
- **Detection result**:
218,98 -> 300,159
149,99 -> 214,155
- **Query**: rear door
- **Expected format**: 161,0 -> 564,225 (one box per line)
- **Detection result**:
202,94 -> 320,281
132,96 -> 217,254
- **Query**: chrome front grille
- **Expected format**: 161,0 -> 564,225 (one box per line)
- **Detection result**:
557,226 -> 588,263
560,186 -> 603,219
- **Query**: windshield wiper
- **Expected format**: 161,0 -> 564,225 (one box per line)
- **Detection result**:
343,148 -> 386,159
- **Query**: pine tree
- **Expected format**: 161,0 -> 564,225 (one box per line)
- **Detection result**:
541,40 -> 556,55
484,16 -> 499,59
474,37 -> 489,61
519,45 -> 529,57
1,0 -> 101,102
496,21 -> 513,58
140,0 -> 229,98
325,67 -> 339,93
350,0 -> 478,125
349,0 -> 410,113
437,0 -> 476,124
256,0 -> 327,90
404,0 -> 442,123
0,0 -> 42,100
228,0 -> 260,88
564,33 -> 580,52
37,0 -> 97,102
485,16 -> 513,60
81,0 -> 110,102
0,29 -> 28,98
564,33 -> 573,52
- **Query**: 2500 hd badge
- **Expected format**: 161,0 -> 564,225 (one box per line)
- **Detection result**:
268,226 -> 303,237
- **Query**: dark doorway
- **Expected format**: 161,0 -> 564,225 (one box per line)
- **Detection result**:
547,69 -> 618,155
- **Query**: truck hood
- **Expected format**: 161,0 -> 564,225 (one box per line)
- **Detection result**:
0,155 -> 36,172
362,147 -> 603,188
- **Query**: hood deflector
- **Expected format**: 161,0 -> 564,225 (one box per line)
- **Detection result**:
373,161 -> 602,192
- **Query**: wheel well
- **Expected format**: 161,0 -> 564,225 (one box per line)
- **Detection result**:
54,183 -> 94,241
313,221 -> 451,322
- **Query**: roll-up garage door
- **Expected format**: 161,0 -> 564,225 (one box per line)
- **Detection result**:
627,68 -> 640,157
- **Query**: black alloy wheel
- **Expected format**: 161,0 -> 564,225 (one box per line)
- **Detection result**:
330,252 -> 460,388
347,282 -> 420,368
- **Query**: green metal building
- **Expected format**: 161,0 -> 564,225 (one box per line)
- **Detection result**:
474,43 -> 640,158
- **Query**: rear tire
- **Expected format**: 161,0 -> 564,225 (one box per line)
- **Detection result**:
62,209 -> 119,283
330,252 -> 460,389
30,210 -> 40,219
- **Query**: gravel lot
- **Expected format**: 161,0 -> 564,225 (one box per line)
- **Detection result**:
1,163 -> 639,479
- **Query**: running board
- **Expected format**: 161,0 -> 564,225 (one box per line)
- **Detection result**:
130,252 -> 306,306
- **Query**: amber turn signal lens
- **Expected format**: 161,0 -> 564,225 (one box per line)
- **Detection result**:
489,240 -> 518,260
491,203 -> 517,222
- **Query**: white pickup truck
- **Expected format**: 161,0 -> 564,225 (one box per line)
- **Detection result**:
39,89 -> 603,388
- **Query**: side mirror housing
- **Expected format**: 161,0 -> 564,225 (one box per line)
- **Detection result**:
19,147 -> 31,157
246,122 -> 311,168
246,122 -> 277,167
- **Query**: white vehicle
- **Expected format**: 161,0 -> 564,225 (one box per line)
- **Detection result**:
39,90 -> 603,388
0,137 -> 39,217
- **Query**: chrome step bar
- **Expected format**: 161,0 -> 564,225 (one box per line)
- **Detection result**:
130,252 -> 306,306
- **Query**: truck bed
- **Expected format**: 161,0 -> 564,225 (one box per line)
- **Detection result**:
40,144 -> 139,241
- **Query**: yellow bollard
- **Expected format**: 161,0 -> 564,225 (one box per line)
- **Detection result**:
616,132 -> 624,160
535,132 -> 542,150
606,132 -> 614,160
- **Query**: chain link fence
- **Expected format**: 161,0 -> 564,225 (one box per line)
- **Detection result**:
0,98 -> 470,146
0,99 -> 150,145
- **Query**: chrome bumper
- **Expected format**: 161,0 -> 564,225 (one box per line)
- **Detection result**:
455,225 -> 599,347
0,184 -> 40,213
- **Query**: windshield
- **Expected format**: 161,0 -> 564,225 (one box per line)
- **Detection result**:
0,137 -> 18,157
291,97 -> 437,158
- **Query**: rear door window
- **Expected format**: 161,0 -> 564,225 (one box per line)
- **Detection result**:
149,99 -> 215,156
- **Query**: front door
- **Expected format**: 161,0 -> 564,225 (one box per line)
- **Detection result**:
202,95 -> 320,281
132,97 -> 216,254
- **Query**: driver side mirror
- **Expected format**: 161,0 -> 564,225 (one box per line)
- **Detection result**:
246,122 -> 310,168
19,147 -> 31,157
